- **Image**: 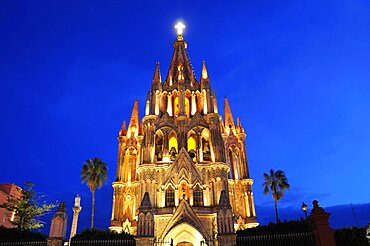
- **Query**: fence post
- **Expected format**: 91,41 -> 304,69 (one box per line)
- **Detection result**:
308,200 -> 336,246
47,202 -> 68,246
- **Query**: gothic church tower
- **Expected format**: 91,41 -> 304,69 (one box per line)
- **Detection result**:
110,23 -> 258,245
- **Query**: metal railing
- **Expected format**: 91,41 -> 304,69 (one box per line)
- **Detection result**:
0,242 -> 47,246
70,239 -> 136,246
237,232 -> 315,246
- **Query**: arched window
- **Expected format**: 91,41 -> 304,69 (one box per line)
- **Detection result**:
187,135 -> 196,151
138,212 -> 145,236
228,147 -> 239,179
169,132 -> 178,161
129,149 -> 137,182
185,97 -> 190,116
193,185 -> 204,206
228,149 -> 234,179
187,133 -> 197,161
234,151 -> 240,179
145,213 -> 153,235
165,186 -> 175,207
174,96 -> 179,117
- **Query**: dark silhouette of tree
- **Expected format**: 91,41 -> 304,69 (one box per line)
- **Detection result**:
81,157 -> 108,229
263,169 -> 290,223
0,181 -> 55,230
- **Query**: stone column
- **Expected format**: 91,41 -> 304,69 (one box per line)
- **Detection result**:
308,200 -> 336,246
191,92 -> 196,115
155,91 -> 160,115
69,195 -> 82,241
167,92 -> 172,116
203,90 -> 208,114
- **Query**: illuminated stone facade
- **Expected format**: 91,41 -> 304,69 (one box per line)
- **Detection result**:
0,183 -> 21,228
110,28 -> 258,245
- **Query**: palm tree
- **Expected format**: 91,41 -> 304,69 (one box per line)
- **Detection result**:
81,157 -> 108,228
263,169 -> 290,223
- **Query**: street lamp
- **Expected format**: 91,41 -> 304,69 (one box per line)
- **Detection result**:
301,202 -> 308,219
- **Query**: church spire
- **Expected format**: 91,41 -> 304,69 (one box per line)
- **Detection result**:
127,99 -> 139,138
152,62 -> 162,91
224,97 -> 236,134
163,22 -> 199,91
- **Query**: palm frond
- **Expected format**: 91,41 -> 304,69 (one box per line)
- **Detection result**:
262,168 -> 290,199
81,157 -> 108,191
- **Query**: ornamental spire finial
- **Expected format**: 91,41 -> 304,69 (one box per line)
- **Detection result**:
175,21 -> 185,40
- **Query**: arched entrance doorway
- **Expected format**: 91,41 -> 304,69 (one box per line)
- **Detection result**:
177,242 -> 193,246
164,222 -> 205,246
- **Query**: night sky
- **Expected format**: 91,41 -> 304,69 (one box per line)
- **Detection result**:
1,0 -> 369,234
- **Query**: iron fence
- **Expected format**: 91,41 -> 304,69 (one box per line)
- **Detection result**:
70,239 -> 136,246
0,242 -> 47,246
237,232 -> 315,246
153,238 -> 172,246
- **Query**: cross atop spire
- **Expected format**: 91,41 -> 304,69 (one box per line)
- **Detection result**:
175,22 -> 185,40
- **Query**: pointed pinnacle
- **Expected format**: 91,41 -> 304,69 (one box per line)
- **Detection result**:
202,61 -> 208,79
224,97 -> 235,127
237,117 -> 242,128
119,120 -> 127,136
146,90 -> 151,101
122,120 -> 127,131
128,99 -> 139,134
152,62 -> 162,89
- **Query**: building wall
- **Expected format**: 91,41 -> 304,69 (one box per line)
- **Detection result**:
0,184 -> 21,228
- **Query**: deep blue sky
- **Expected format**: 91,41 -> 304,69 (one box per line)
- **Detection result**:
1,0 -> 369,234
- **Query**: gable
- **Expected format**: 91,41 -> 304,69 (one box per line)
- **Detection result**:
188,112 -> 208,130
159,199 -> 211,240
156,112 -> 177,130
164,148 -> 203,185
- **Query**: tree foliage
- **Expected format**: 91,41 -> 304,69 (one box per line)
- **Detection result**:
0,181 -> 55,230
81,157 -> 108,229
237,219 -> 312,236
0,226 -> 46,241
72,228 -> 134,240
334,226 -> 369,246
263,169 -> 290,222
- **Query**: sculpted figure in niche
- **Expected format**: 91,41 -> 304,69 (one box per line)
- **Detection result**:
203,140 -> 211,161
155,134 -> 163,161
170,147 -> 177,160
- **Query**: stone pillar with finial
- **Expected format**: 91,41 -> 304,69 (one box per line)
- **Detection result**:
47,202 -> 68,246
308,200 -> 336,246
69,194 -> 82,242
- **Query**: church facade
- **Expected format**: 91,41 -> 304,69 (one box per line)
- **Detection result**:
110,24 -> 258,246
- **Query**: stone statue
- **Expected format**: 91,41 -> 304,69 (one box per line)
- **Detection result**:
74,194 -> 81,208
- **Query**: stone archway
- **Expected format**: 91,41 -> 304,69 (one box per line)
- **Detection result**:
165,222 -> 205,246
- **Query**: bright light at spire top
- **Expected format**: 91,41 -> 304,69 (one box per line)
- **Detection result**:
175,22 -> 185,36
